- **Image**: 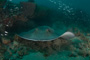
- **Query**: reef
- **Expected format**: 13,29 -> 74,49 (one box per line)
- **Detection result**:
0,0 -> 7,12
0,0 -> 90,60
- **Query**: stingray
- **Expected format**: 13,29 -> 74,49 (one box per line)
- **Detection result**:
18,26 -> 75,41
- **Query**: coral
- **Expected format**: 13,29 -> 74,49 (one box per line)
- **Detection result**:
1,37 -> 11,45
70,29 -> 90,57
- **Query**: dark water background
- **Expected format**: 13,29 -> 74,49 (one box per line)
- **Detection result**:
9,0 -> 90,14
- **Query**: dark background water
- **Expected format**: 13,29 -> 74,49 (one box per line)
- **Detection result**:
61,0 -> 90,14
8,0 -> 90,14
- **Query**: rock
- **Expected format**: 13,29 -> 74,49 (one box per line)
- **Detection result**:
87,33 -> 90,36
0,0 -> 7,12
75,31 -> 81,36
21,2 -> 36,18
15,14 -> 28,22
2,37 -> 11,45
13,41 -> 19,46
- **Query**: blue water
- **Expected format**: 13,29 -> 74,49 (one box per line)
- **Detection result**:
8,0 -> 90,14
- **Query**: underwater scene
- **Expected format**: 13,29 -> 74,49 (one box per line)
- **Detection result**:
0,0 -> 90,60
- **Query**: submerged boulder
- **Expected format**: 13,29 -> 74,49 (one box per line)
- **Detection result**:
21,2 -> 36,18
